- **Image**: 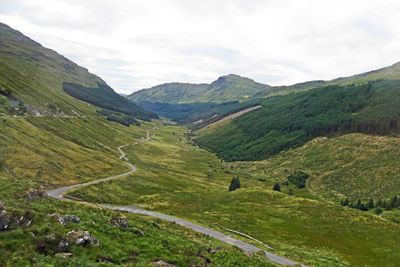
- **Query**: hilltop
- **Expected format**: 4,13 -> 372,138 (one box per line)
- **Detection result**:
128,74 -> 271,104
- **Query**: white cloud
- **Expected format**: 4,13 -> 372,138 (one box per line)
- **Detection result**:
1,0 -> 400,93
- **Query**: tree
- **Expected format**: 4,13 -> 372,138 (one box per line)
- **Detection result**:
228,177 -> 241,191
272,183 -> 281,192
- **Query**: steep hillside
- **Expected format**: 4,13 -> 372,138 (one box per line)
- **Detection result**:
0,22 -> 154,121
129,74 -> 271,104
195,80 -> 400,161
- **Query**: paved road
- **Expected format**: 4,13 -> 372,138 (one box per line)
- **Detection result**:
47,131 -> 307,267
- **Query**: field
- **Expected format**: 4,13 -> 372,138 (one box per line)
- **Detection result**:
70,123 -> 400,266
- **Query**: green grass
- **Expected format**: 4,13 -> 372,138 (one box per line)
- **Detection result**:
0,117 -> 276,266
234,133 -> 400,201
71,124 -> 400,266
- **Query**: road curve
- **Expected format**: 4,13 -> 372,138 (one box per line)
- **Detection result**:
47,131 -> 307,267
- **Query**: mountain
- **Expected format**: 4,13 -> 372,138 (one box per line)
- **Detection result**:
195,79 -> 400,161
258,62 -> 400,97
128,74 -> 271,104
0,22 -> 156,122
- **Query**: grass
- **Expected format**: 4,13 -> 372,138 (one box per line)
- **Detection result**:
71,123 -> 400,266
234,133 -> 400,201
0,117 -> 275,266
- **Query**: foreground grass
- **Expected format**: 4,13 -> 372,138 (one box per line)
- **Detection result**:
72,124 -> 400,266
0,117 -> 274,266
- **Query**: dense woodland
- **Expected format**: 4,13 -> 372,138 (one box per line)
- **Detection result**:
196,80 -> 400,161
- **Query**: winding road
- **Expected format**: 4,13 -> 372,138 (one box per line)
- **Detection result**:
47,130 -> 306,267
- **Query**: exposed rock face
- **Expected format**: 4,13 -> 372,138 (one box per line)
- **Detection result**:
0,202 -> 34,231
153,260 -> 176,267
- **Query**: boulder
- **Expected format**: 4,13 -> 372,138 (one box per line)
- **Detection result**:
0,210 -> 9,231
55,252 -> 73,259
65,229 -> 99,246
58,215 -> 80,226
109,216 -> 129,229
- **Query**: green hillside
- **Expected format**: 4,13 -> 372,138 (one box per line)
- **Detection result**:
0,22 -> 153,121
129,74 -> 271,104
195,80 -> 400,161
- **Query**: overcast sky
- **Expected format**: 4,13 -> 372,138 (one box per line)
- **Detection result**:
1,0 -> 400,94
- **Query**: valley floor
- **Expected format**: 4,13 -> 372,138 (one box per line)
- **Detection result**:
1,117 -> 400,266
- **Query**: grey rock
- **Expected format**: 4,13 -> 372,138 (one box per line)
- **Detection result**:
58,215 -> 80,226
65,229 -> 99,246
26,188 -> 47,200
55,252 -> 73,259
153,260 -> 176,267
0,210 -> 9,231
109,216 -> 128,229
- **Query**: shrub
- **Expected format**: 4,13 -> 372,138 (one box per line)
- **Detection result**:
228,177 -> 241,191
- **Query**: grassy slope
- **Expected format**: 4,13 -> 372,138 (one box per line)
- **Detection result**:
0,117 -> 273,266
195,80 -> 400,161
71,124 -> 400,267
0,22 -> 152,119
129,74 -> 270,104
234,133 -> 400,201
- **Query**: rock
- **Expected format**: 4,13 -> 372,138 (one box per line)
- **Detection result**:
49,213 -> 80,226
131,227 -> 145,237
65,229 -> 99,246
109,216 -> 128,229
46,234 -> 56,243
153,260 -> 176,267
0,210 -> 10,231
58,240 -> 70,252
12,210 -> 34,227
55,252 -> 73,259
26,187 -> 47,201
207,246 -> 222,254
58,215 -> 80,226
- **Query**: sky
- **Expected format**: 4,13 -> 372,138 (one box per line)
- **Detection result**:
1,0 -> 400,94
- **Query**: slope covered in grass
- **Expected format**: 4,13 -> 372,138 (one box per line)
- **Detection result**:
195,80 -> 400,161
70,124 -> 400,267
0,22 -> 152,120
234,133 -> 400,201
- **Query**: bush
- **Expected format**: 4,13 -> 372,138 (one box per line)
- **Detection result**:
287,171 -> 309,188
228,177 -> 241,191
375,207 -> 383,215
272,183 -> 281,192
